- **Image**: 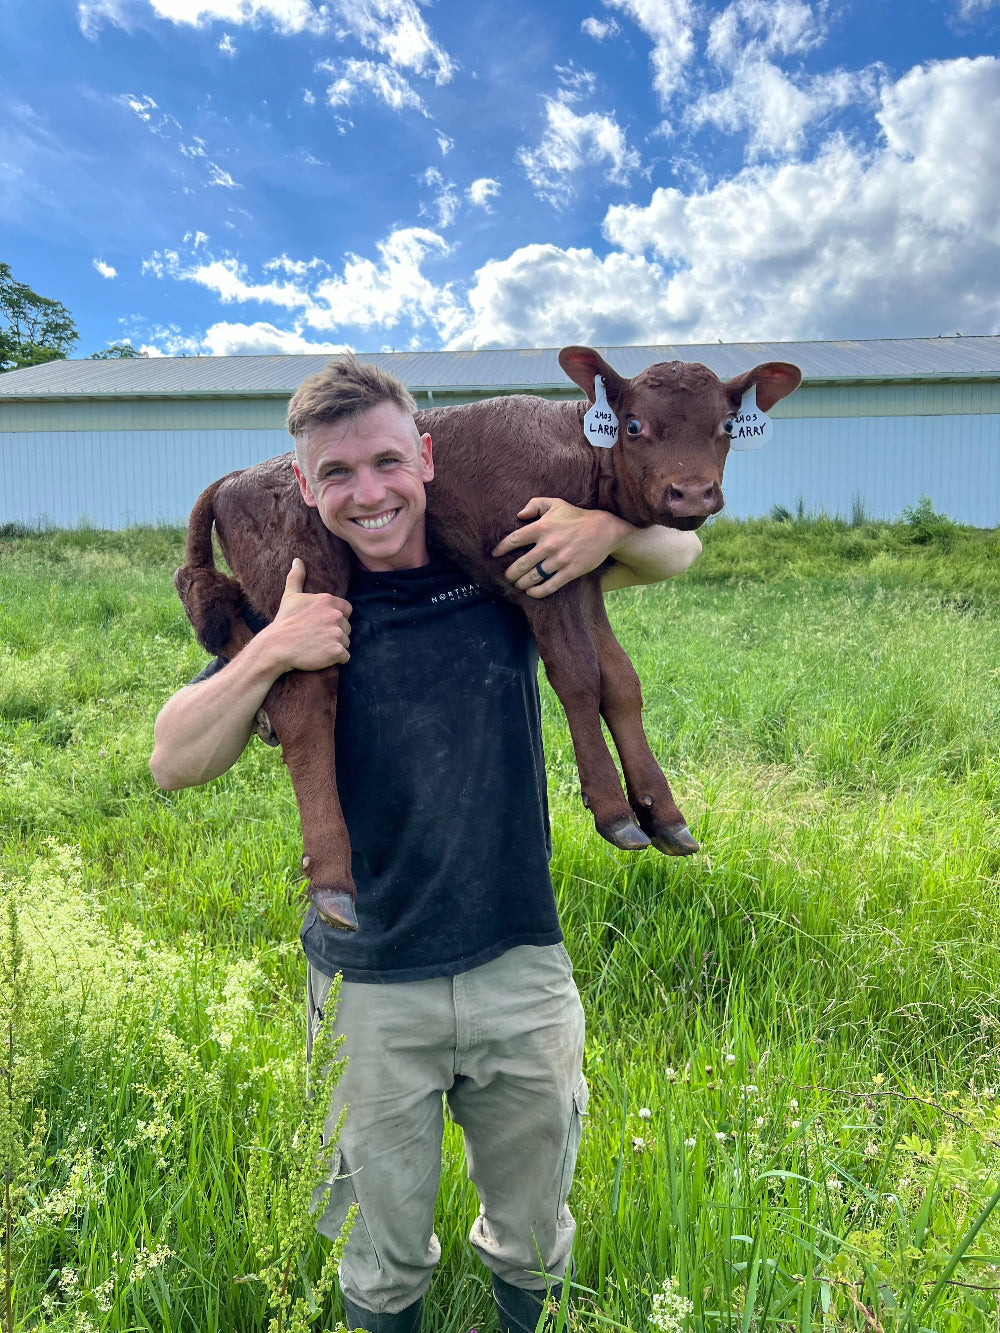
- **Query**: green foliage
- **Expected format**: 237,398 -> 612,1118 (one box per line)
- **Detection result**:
1,520 -> 999,1330
89,343 -> 149,360
901,494 -> 958,546
0,263 -> 79,373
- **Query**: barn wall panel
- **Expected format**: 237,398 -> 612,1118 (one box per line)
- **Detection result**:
722,413 -> 999,526
2,414 -> 998,529
1,429 -> 290,527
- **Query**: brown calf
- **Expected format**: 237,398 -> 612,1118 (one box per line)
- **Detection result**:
175,346 -> 801,931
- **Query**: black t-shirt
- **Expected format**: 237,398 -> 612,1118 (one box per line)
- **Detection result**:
191,556 -> 561,982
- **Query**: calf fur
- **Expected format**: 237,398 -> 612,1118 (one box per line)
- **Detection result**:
174,346 -> 801,931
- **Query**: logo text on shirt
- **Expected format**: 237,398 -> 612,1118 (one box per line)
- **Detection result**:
430,582 -> 480,605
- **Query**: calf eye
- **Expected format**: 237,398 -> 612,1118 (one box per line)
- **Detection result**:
626,418 -> 642,436
723,418 -> 734,434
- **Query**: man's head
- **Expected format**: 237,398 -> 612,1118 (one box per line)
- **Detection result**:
288,354 -> 434,572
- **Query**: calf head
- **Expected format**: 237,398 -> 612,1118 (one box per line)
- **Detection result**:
559,346 -> 801,528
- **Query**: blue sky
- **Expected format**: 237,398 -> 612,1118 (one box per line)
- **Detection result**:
2,0 -> 998,357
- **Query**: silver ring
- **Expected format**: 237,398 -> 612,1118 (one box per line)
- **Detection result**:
535,561 -> 554,582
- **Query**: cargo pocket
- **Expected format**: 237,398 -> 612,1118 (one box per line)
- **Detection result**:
313,1146 -> 381,1269
556,1073 -> 589,1216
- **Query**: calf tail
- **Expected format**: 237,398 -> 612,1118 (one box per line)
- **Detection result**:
174,476 -> 248,658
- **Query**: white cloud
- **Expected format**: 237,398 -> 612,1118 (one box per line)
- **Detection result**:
419,167 -> 459,227
142,249 -> 314,308
322,58 -> 428,115
953,0 -> 998,14
93,258 -> 118,278
116,92 -> 181,137
207,161 -> 241,187
518,97 -> 641,206
142,227 -> 464,345
307,227 -> 464,340
706,0 -> 822,66
448,244 -> 671,348
436,131 -> 454,155
581,16 -> 620,40
331,0 -> 455,85
604,0 -> 696,105
147,0 -> 323,32
467,177 -> 501,210
601,56 -> 1000,340
688,59 -> 883,159
218,31 -> 236,54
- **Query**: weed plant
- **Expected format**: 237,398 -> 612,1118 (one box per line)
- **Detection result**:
1,519 -> 999,1331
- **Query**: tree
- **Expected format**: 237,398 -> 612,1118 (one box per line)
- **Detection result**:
0,262 -> 79,373
90,342 -> 149,359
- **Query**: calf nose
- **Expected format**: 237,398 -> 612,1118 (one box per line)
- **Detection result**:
665,481 -> 722,518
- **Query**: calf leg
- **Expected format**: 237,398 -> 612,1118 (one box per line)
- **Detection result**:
586,594 -> 698,856
261,667 -> 358,931
524,597 -> 649,852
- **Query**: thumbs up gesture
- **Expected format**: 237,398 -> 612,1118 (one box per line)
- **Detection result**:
266,559 -> 352,673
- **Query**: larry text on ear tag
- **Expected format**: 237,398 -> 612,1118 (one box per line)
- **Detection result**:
729,387 -> 772,450
583,375 -> 618,447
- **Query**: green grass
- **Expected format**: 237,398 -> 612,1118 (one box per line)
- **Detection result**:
2,517 -> 1000,1332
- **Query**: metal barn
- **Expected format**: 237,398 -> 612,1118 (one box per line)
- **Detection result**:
1,337 -> 998,529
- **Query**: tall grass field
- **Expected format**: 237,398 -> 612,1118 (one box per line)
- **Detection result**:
2,512 -> 999,1332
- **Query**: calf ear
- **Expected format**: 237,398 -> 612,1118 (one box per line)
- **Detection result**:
724,361 -> 802,414
559,346 -> 627,405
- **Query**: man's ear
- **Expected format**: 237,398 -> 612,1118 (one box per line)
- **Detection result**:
292,458 -> 319,508
419,432 -> 434,483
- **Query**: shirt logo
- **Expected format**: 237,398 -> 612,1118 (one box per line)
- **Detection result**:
430,582 -> 481,605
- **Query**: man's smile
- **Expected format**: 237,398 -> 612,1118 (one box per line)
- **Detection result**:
351,509 -> 400,531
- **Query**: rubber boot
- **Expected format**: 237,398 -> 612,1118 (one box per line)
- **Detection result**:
342,1293 -> 423,1333
491,1275 -> 551,1333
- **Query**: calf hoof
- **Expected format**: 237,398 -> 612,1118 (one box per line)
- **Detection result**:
650,822 -> 700,857
596,816 -> 652,851
311,888 -> 358,932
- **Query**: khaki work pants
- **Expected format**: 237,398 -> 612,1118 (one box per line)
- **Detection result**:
306,944 -> 588,1316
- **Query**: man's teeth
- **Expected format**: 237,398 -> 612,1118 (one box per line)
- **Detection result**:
353,510 -> 398,530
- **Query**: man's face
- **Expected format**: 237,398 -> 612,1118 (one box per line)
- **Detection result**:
292,401 -> 434,572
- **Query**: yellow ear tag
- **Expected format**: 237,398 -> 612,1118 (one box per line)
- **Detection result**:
730,387 -> 772,450
583,375 -> 618,448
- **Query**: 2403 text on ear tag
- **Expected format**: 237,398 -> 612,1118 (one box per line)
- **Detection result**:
583,375 -> 618,448
729,387 -> 772,450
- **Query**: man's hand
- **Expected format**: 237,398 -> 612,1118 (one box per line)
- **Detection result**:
264,558 -> 352,673
492,498 -> 631,598
492,498 -> 703,596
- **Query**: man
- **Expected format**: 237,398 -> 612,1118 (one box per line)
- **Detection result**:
151,356 -> 701,1333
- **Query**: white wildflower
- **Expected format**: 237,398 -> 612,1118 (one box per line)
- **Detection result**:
684,1137 -> 696,1148
638,1107 -> 652,1121
714,1131 -> 727,1143
665,1067 -> 677,1082
789,1098 -> 799,1112
755,1116 -> 765,1129
649,1274 -> 694,1333
725,1054 -> 736,1066
826,1176 -> 843,1192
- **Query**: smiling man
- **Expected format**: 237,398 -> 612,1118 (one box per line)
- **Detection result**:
151,355 -> 701,1333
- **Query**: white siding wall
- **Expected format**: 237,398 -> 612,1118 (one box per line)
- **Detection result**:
721,413 -> 999,526
2,428 -> 290,528
2,413 -> 998,529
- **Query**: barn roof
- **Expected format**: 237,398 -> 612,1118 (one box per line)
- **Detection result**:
2,335 -> 999,399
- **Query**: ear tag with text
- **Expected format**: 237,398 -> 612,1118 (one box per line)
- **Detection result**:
729,387 -> 772,450
583,375 -> 618,448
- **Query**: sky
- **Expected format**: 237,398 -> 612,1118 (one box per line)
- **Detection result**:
2,0 -> 999,359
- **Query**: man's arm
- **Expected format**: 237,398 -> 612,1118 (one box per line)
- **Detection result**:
150,559 -> 352,790
491,497 -> 702,598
